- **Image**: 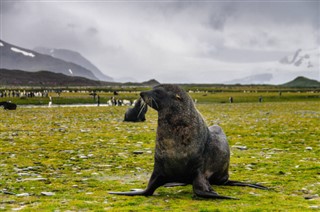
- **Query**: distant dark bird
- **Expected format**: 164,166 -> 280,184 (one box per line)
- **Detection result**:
124,98 -> 147,122
0,101 -> 17,110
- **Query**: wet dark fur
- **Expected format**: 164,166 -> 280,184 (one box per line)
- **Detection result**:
0,101 -> 17,110
124,98 -> 148,122
110,84 -> 267,199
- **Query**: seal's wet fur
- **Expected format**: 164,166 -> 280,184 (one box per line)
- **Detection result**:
110,84 -> 267,199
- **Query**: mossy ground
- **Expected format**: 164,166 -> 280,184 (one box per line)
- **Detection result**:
1,90 -> 319,105
0,99 -> 319,211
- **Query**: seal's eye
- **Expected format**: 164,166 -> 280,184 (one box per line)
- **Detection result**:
154,90 -> 162,96
175,94 -> 182,101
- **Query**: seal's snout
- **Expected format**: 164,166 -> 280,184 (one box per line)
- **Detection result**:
140,90 -> 159,111
140,91 -> 146,99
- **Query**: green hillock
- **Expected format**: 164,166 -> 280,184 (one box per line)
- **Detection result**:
281,76 -> 320,88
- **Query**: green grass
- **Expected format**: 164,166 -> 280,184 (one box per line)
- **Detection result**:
1,90 -> 319,105
1,101 -> 319,211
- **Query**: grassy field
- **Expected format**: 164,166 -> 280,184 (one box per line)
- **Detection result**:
1,89 -> 319,105
0,100 -> 319,211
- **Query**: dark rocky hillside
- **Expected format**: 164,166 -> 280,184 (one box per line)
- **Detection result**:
0,40 -> 98,80
0,69 -> 160,87
0,69 -> 105,86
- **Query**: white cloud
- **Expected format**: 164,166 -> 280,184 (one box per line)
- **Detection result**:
224,23 -> 318,51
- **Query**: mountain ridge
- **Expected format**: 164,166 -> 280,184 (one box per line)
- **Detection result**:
1,69 -> 318,88
33,47 -> 113,81
0,40 -> 99,81
0,69 -> 159,87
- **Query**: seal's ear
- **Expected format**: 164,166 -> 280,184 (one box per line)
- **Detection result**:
175,94 -> 182,101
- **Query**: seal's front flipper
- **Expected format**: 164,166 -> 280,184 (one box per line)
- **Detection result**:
109,172 -> 165,196
193,188 -> 238,200
193,172 -> 238,200
163,182 -> 187,187
225,180 -> 268,190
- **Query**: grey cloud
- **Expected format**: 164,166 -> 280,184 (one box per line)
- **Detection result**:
0,1 -> 18,14
67,23 -> 77,29
267,38 -> 278,47
86,27 -> 98,35
207,13 -> 228,31
233,1 -> 319,25
206,3 -> 236,31
0,1 -> 319,83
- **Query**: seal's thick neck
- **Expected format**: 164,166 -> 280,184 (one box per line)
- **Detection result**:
157,100 -> 199,126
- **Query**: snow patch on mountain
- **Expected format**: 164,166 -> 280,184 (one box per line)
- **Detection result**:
11,47 -> 35,58
68,69 -> 73,75
0,42 -> 4,47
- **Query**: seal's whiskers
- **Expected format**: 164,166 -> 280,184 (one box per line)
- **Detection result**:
137,101 -> 147,118
151,96 -> 159,109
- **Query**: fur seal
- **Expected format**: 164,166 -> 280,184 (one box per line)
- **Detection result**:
124,98 -> 148,122
110,84 -> 267,199
0,101 -> 17,110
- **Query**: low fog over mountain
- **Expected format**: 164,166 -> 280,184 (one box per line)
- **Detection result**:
33,47 -> 113,81
224,48 -> 319,84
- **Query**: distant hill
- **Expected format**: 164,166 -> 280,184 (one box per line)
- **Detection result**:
0,69 -> 158,87
33,47 -> 113,81
225,73 -> 273,85
0,40 -> 98,80
110,79 -> 160,87
140,79 -> 160,86
0,69 -> 107,86
281,76 -> 320,88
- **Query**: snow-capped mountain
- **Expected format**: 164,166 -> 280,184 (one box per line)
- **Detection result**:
33,47 -> 113,82
0,40 -> 99,80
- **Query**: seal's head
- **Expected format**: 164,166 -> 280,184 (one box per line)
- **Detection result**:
140,84 -> 193,112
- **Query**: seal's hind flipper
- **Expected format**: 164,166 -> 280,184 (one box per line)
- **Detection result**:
225,180 -> 268,190
109,189 -> 150,196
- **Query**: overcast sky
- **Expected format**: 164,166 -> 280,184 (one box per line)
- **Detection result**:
1,0 -> 319,83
